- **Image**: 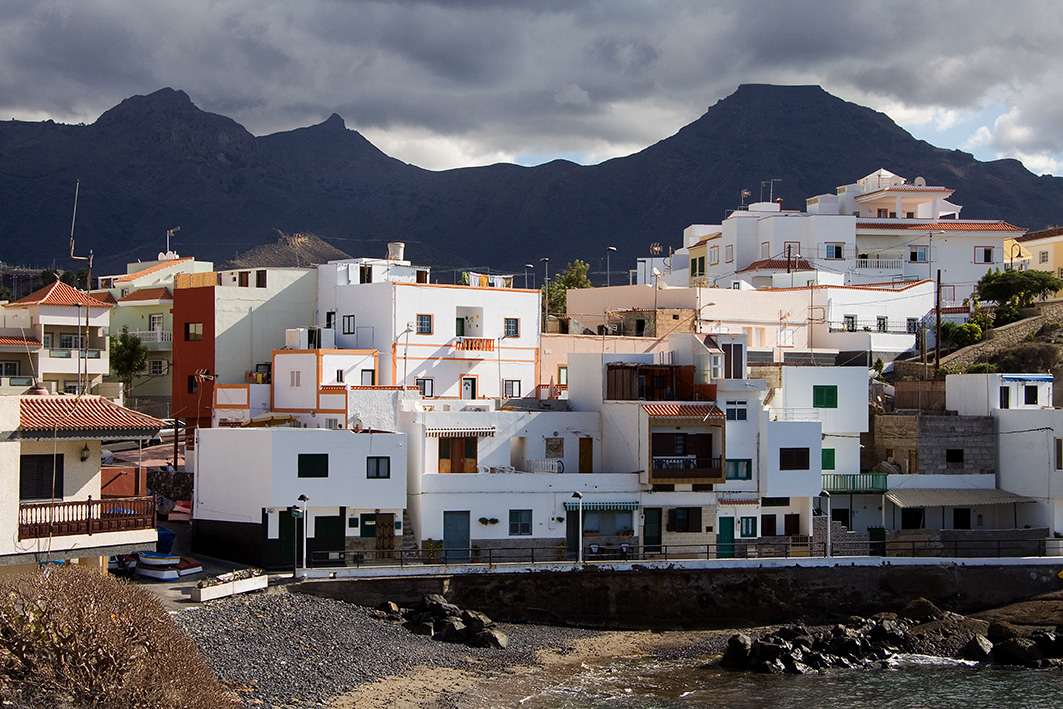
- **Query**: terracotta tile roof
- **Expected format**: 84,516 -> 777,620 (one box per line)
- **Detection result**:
7,281 -> 113,308
114,257 -> 193,283
1016,226 -> 1063,242
855,185 -> 954,200
856,221 -> 1025,232
117,286 -> 173,303
20,395 -> 165,433
642,403 -> 724,419
691,233 -> 722,247
90,291 -> 118,304
739,258 -> 814,272
766,279 -> 930,293
0,336 -> 41,348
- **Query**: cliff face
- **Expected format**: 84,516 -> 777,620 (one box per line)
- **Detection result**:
2,85 -> 1060,275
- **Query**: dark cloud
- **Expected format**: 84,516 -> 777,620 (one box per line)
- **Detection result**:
0,0 -> 1060,172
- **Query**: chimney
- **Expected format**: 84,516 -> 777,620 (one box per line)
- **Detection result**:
387,242 -> 405,261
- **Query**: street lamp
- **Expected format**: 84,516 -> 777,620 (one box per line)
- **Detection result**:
1010,243 -> 1022,271
298,494 -> 309,576
818,490 -> 831,558
571,492 -> 584,564
606,246 -> 617,287
524,263 -> 535,290
540,257 -> 550,332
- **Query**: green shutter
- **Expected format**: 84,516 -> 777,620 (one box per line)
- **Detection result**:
813,385 -> 838,408
822,448 -> 835,471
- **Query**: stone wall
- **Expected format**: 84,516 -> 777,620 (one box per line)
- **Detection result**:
867,411 -> 994,475
938,297 -> 1063,371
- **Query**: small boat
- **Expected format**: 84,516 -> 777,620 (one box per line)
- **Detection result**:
135,565 -> 180,581
137,552 -> 181,567
176,557 -> 203,576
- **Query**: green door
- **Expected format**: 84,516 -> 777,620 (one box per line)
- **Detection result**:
279,509 -> 304,570
643,508 -> 662,553
718,517 -> 735,559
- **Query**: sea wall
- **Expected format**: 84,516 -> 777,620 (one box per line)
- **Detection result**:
294,563 -> 1063,630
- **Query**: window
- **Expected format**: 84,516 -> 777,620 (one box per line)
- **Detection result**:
725,400 -> 747,421
149,313 -> 164,331
975,247 -> 994,264
187,375 -> 198,394
360,513 -> 377,538
342,315 -> 356,334
325,418 -> 339,429
184,322 -> 203,341
779,448 -> 810,470
696,255 -> 706,275
909,246 -> 929,263
1025,385 -> 1039,405
504,379 -> 521,398
1041,251 -> 1050,264
367,457 -> 390,479
760,242 -> 770,258
325,311 -> 336,329
360,370 -> 375,386
298,453 -> 329,478
148,359 -> 166,376
1000,386 -> 1010,409
1056,438 -> 1063,471
20,454 -> 63,501
722,342 -> 744,379
725,459 -> 752,480
761,497 -> 790,507
783,242 -> 800,258
877,209 -> 888,218
509,509 -> 532,536
558,366 -> 568,386
843,315 -> 856,332
668,507 -> 702,533
0,361 -> 17,376
825,243 -> 844,259
416,314 -> 433,334
946,449 -> 964,469
583,511 -> 633,535
238,271 -> 250,287
504,318 -> 520,338
725,245 -> 734,263
60,333 -> 84,349
64,382 -> 79,394
290,370 -> 302,388
813,385 -> 838,409
709,246 -> 719,265
778,328 -> 795,347
821,448 -> 835,471
740,516 -> 758,537
876,316 -> 888,332
336,369 -> 345,384
256,270 -> 267,288
907,317 -> 919,334
416,378 -> 434,397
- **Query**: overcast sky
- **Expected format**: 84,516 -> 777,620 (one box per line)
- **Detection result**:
3,0 -> 1063,175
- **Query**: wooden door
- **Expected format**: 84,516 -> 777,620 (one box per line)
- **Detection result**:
579,437 -> 593,473
784,513 -> 801,536
443,511 -> 470,561
761,514 -> 777,537
376,513 -> 396,557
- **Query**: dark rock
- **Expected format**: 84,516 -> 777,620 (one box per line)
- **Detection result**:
993,637 -> 1045,666
721,634 -> 753,669
406,620 -> 435,636
905,617 -> 989,658
435,618 -> 468,643
426,600 -> 462,620
871,612 -> 899,621
461,609 -> 493,633
784,657 -> 814,675
378,601 -> 401,614
469,628 -> 509,649
870,619 -> 908,645
774,625 -> 809,641
988,621 -> 1022,643
803,651 -> 830,670
899,598 -> 944,623
422,593 -> 448,606
752,640 -> 790,662
752,658 -> 786,674
961,635 -> 994,662
1031,629 -> 1063,658
1034,658 -> 1063,669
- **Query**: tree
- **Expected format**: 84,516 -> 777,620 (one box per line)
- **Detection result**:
989,342 -> 1061,373
975,268 -> 1063,308
544,260 -> 593,317
109,327 -> 150,393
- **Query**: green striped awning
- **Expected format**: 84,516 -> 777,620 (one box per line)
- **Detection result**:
564,501 -> 639,512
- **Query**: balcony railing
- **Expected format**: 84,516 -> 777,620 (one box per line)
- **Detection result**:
18,495 -> 156,541
48,348 -> 103,359
650,456 -> 723,481
771,408 -> 821,422
855,257 -> 904,270
452,337 -> 495,352
130,330 -> 173,344
822,473 -> 888,494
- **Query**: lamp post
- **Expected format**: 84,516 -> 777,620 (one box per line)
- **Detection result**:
606,246 -> 617,287
818,490 -> 831,558
1010,243 -> 1022,271
571,492 -> 584,564
540,257 -> 550,332
298,494 -> 309,576
524,263 -> 534,289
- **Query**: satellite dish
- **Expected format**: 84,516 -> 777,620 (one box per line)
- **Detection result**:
914,176 -> 926,187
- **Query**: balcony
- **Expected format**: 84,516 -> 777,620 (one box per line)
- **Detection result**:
451,337 -> 495,358
771,408 -> 821,422
130,330 -> 173,351
650,456 -> 723,483
18,496 -> 156,541
822,473 -> 888,494
855,256 -> 904,271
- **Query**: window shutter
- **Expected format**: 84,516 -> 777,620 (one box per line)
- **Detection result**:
666,508 -> 677,532
690,507 -> 703,532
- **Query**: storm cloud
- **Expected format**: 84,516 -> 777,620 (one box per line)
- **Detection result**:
1,0 -> 1061,173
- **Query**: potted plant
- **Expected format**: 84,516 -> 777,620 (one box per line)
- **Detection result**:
191,567 -> 267,602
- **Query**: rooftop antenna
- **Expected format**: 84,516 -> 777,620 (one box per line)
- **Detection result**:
161,226 -> 180,259
68,179 -> 93,289
740,188 -> 751,208
760,178 -> 782,203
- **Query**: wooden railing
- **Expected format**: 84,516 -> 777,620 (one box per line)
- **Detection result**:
18,496 -> 156,541
452,337 -> 495,352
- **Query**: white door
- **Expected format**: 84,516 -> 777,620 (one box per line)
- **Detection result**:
461,377 -> 476,399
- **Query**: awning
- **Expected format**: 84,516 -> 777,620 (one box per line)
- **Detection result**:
718,497 -> 760,506
1001,374 -> 1053,382
242,413 -> 299,428
564,501 -> 639,512
642,404 -> 724,419
425,427 -> 496,438
885,488 -> 1036,509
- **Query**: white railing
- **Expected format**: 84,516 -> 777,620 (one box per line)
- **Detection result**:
855,257 -> 904,270
771,408 -> 821,422
131,330 -> 172,344
526,459 -> 564,473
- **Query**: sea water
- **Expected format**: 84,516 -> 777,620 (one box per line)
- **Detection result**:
462,654 -> 1063,708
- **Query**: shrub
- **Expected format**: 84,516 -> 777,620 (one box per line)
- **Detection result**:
967,362 -> 998,374
0,564 -> 237,708
989,342 -> 1062,373
950,323 -> 983,348
993,304 -> 1021,327
968,311 -> 994,333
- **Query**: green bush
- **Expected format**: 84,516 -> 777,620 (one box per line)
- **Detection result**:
950,323 -> 983,348
968,311 -> 994,333
993,304 -> 1021,327
967,362 -> 998,374
989,342 -> 1061,373
0,565 -> 237,708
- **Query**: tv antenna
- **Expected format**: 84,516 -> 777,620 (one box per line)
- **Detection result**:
68,179 -> 93,289
649,242 -> 662,256
760,178 -> 781,203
